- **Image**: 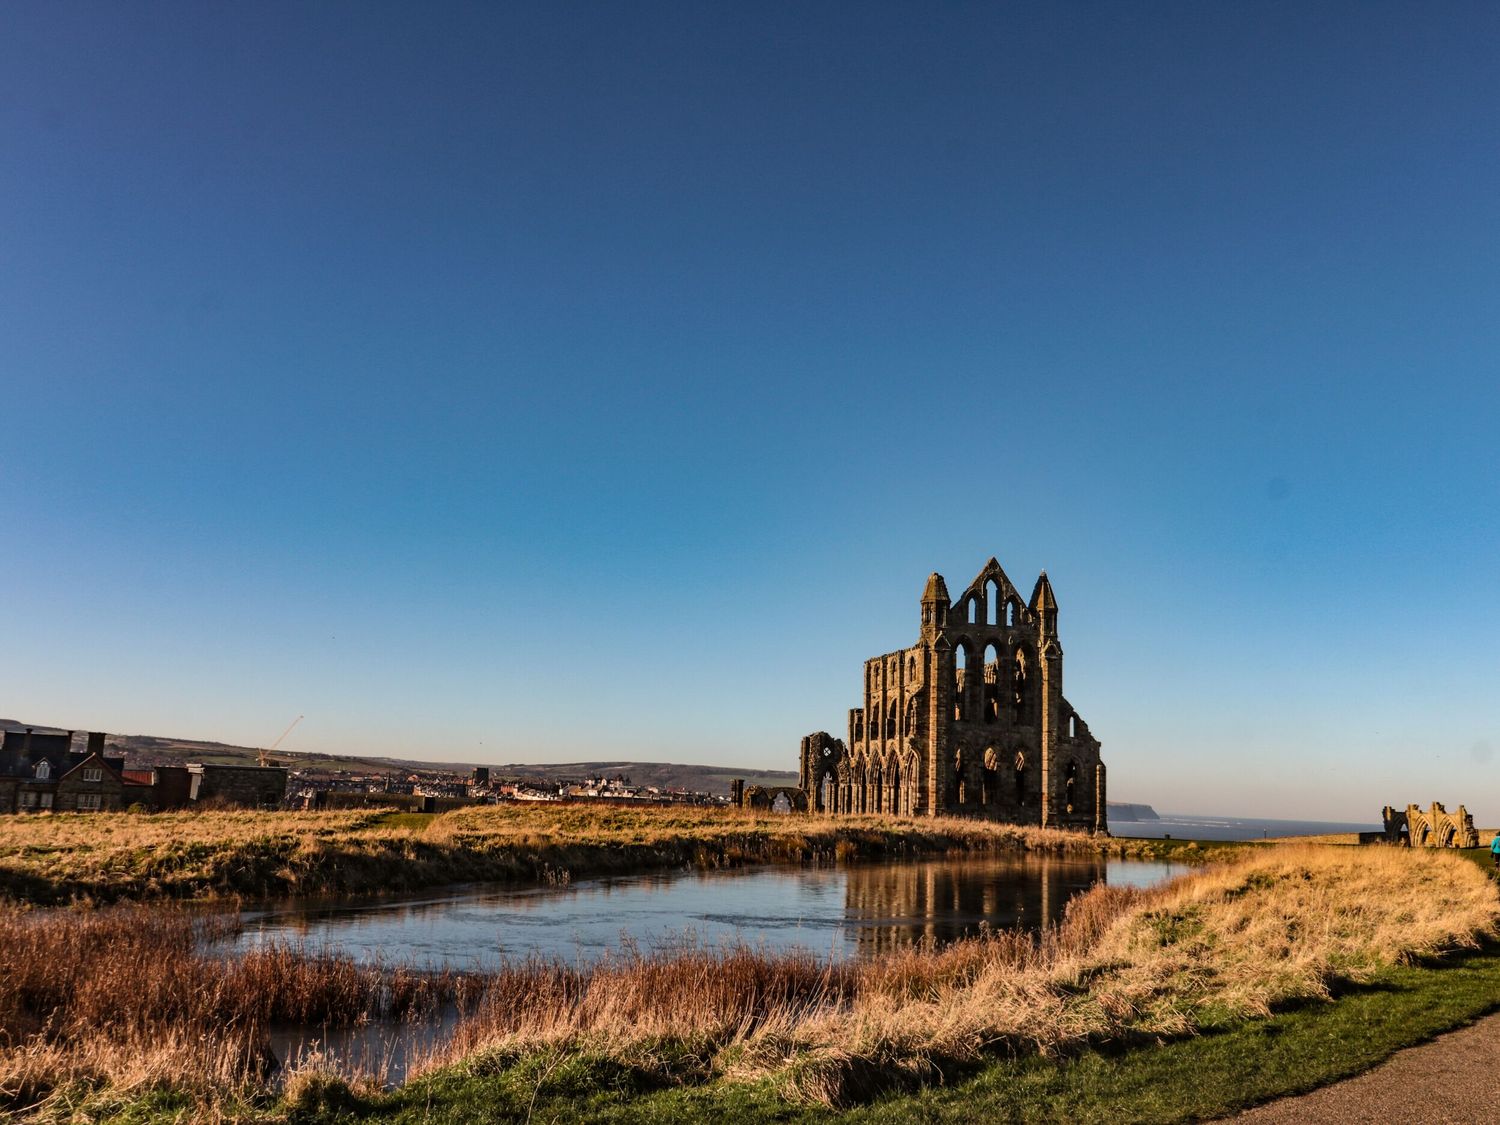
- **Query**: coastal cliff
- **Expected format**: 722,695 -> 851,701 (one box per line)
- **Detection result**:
1107,802 -> 1160,821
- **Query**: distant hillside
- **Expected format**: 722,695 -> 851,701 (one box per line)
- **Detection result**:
1108,802 -> 1159,821
0,719 -> 1145,804
0,719 -> 431,775
0,720 -> 794,796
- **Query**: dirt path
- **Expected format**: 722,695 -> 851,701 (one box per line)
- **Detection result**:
1229,1010 -> 1500,1122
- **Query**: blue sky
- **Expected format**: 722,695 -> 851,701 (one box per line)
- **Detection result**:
1,3 -> 1496,819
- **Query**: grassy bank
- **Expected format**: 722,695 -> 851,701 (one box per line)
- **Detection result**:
4,845 -> 1495,1122
353,940 -> 1500,1124
0,804 -> 1210,905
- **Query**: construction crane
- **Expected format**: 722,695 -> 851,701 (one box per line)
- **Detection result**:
259,715 -> 303,768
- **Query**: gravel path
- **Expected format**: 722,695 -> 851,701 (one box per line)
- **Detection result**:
1229,1010 -> 1500,1123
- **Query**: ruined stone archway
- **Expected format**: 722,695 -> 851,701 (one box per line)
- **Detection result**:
738,785 -> 809,814
1382,802 -> 1479,849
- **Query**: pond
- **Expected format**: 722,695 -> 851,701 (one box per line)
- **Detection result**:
232,854 -> 1189,1081
234,853 -> 1186,967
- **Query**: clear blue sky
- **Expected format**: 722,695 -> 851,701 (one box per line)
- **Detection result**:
2,3 -> 1496,820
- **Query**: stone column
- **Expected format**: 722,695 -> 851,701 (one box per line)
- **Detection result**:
1039,639 -> 1062,828
928,639 -> 953,817
1094,761 -> 1107,834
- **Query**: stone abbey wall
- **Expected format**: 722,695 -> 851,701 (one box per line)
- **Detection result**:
1381,801 -> 1480,848
795,558 -> 1106,832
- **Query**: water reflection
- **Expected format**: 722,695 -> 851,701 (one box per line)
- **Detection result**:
233,854 -> 1186,968
849,855 -> 1081,953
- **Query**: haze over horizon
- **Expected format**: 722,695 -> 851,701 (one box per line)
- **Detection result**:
2,3 -> 1496,822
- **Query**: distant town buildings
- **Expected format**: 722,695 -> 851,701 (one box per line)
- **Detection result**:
293,767 -> 725,812
1,725 -> 727,817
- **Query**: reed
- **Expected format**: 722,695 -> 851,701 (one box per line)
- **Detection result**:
0,905 -> 475,1115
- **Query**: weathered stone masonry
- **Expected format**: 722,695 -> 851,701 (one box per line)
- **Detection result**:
797,558 -> 1106,832
1380,802 -> 1479,848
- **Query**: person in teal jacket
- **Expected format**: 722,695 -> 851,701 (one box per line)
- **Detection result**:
1491,833 -> 1500,868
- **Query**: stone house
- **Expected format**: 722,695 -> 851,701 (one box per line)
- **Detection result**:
55,750 -> 138,811
0,729 -> 282,812
797,557 -> 1106,832
0,729 -> 147,812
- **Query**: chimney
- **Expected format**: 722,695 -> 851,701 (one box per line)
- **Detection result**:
23,728 -> 32,754
87,731 -> 105,757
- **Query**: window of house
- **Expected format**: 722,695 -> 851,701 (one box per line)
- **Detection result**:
83,768 -> 103,782
19,791 -> 37,808
34,761 -> 50,780
78,793 -> 102,810
38,793 -> 53,809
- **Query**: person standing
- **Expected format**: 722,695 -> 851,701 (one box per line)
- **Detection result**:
1490,832 -> 1500,869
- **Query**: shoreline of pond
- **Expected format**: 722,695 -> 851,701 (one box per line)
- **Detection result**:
0,803 -> 1246,907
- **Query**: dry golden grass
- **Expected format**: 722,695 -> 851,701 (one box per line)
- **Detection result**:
412,846 -> 1500,1106
0,803 -> 1131,903
1,845 -> 1493,1117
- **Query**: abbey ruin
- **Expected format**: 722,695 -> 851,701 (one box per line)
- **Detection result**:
792,557 -> 1106,832
1380,802 -> 1480,848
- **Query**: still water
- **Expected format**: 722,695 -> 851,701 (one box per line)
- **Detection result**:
234,854 -> 1187,968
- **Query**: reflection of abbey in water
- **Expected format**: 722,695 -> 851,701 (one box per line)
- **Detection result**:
763,557 -> 1106,831
842,856 -> 1106,955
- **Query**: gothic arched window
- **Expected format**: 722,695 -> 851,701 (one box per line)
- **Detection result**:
954,644 -> 969,722
1012,649 -> 1029,720
983,643 -> 1001,723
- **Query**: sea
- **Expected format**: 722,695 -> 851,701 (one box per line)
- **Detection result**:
1110,813 -> 1378,842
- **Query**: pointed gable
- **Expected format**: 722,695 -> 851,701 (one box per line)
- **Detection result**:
950,556 -> 1033,628
955,556 -> 1021,606
59,750 -> 124,784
